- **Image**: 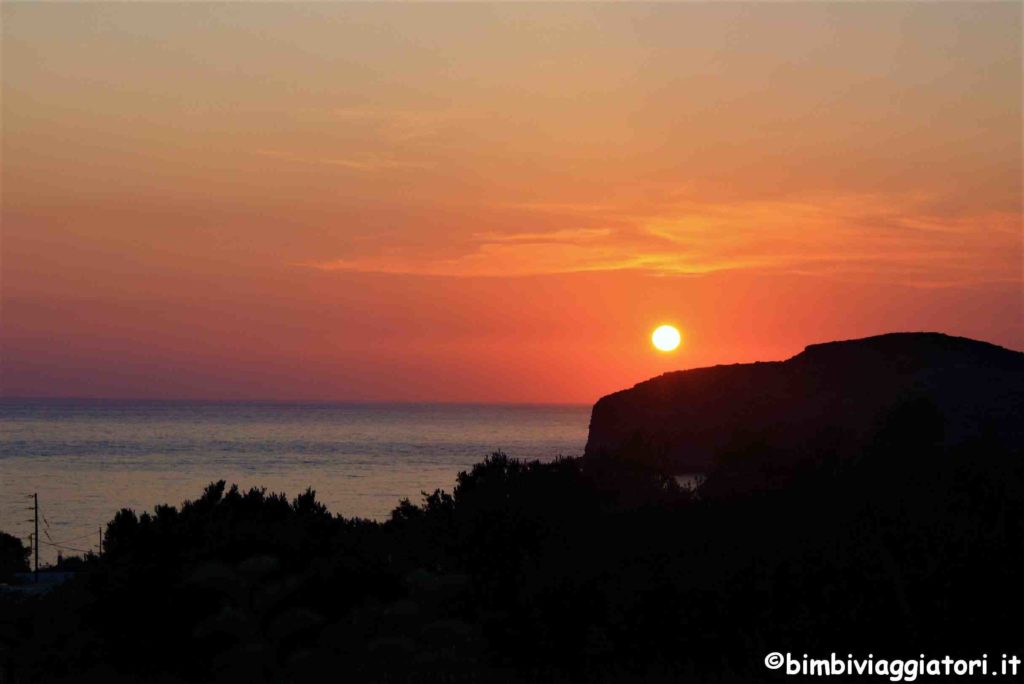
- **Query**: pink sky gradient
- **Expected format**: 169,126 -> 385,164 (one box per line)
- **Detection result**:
2,2 -> 1021,403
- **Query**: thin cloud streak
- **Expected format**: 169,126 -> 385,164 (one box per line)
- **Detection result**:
326,107 -> 459,144
302,193 -> 1021,286
254,149 -> 431,172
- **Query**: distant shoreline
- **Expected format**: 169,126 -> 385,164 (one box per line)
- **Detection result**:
0,397 -> 591,409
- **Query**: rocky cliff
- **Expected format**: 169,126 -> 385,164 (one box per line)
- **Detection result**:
584,332 -> 1024,473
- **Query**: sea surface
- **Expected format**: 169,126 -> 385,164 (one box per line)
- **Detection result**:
0,399 -> 590,564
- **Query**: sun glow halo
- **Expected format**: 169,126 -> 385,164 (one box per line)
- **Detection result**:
651,325 -> 682,352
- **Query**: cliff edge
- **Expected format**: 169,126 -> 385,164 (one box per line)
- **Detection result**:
584,332 -> 1024,473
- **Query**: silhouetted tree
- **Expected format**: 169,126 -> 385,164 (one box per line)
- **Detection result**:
0,531 -> 30,581
2,404 -> 1021,683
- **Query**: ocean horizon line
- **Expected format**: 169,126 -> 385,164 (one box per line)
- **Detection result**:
0,396 -> 592,409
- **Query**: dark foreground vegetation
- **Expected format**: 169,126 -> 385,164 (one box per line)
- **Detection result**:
1,403 -> 1022,683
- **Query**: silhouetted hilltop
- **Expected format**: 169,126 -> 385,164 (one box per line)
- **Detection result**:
4,368 -> 1023,681
585,332 -> 1024,475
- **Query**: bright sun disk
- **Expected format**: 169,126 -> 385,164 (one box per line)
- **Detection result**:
652,325 -> 681,352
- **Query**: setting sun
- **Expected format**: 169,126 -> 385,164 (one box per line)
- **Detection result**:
652,325 -> 682,352
1,3 -> 1020,680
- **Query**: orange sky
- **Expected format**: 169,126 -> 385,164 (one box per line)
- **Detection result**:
2,2 -> 1021,403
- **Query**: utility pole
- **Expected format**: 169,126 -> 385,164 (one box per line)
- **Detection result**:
98,526 -> 103,558
34,493 -> 39,583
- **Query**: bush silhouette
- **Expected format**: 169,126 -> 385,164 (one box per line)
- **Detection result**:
1,406 -> 1021,683
0,531 -> 30,582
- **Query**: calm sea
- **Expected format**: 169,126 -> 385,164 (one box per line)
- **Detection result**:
0,399 -> 590,564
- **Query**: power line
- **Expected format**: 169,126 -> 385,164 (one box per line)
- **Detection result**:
14,493 -> 104,564
43,531 -> 97,545
34,522 -> 101,536
39,540 -> 92,554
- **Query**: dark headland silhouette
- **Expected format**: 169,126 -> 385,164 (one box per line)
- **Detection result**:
587,332 -> 1023,476
1,332 -> 1022,683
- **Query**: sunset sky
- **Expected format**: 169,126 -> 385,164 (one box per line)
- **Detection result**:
2,2 -> 1021,403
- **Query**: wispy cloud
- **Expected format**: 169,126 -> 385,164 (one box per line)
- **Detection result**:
255,149 -> 430,172
325,107 -> 459,144
301,192 -> 1021,286
471,228 -> 612,244
306,242 -> 759,279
